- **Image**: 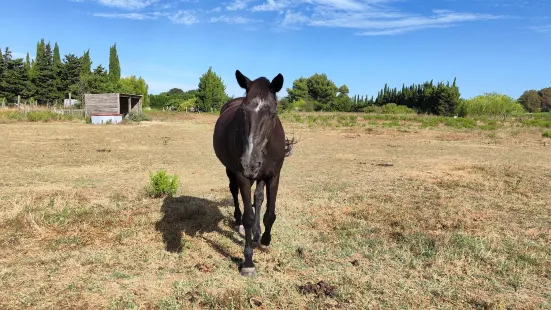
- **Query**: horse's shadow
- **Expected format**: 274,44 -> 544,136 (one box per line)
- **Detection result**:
154,195 -> 243,265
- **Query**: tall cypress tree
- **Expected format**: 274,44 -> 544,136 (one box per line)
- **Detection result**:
25,52 -> 31,77
80,49 -> 92,77
53,42 -> 61,67
53,42 -> 63,100
109,43 -> 120,84
34,42 -> 57,104
0,48 -> 4,100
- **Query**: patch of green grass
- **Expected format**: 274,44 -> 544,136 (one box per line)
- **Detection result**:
382,120 -> 400,127
337,115 -> 357,127
129,112 -> 151,122
541,131 -> 551,138
420,116 -> 445,128
364,103 -> 416,115
146,169 -> 179,198
0,110 -> 83,122
522,119 -> 551,128
444,117 -> 477,129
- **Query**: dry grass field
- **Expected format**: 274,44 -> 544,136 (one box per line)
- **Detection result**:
1,112 -> 550,309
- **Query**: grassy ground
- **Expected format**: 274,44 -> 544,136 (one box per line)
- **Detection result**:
1,112 -> 550,309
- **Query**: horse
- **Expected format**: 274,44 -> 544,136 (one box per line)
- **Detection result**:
213,70 -> 287,277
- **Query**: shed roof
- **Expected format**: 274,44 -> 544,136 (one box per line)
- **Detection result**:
85,93 -> 143,98
118,93 -> 143,98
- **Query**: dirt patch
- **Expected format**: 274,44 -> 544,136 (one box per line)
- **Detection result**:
194,263 -> 215,273
297,281 -> 337,298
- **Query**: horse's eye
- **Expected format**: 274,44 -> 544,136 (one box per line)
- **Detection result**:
271,113 -> 276,119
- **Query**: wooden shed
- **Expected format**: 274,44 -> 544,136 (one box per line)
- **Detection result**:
84,93 -> 143,116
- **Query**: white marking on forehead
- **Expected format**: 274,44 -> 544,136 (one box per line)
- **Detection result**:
254,98 -> 268,112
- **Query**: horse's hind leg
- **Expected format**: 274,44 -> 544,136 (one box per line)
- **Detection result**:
226,169 -> 244,234
252,180 -> 265,247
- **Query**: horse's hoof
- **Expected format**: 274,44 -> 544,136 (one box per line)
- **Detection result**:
258,244 -> 270,252
240,267 -> 257,277
235,225 -> 245,236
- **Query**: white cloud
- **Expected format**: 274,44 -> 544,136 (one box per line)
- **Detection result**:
168,10 -> 199,24
93,12 -> 165,19
281,10 -> 309,27
265,1 -> 507,35
210,15 -> 261,24
226,0 -> 253,11
77,0 -> 508,35
529,24 -> 551,33
96,0 -> 160,10
251,0 -> 291,12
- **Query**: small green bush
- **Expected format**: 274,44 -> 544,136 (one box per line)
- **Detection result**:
363,105 -> 382,113
380,103 -> 416,115
147,170 -> 179,198
542,131 -> 551,138
0,111 -> 24,120
364,103 -> 416,115
457,93 -> 525,117
129,112 -> 151,122
444,117 -> 477,129
420,116 -> 445,128
522,118 -> 551,128
27,111 -> 54,122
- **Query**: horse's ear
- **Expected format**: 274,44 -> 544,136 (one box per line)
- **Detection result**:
235,70 -> 251,89
270,73 -> 284,93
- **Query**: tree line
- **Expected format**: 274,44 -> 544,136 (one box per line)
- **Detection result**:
149,66 -> 231,112
279,73 -> 550,115
2,38 -> 548,116
151,67 -> 549,117
0,40 -> 149,107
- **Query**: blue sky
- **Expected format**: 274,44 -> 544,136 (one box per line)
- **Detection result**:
0,0 -> 550,99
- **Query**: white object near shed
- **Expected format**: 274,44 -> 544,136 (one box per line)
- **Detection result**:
91,113 -> 123,124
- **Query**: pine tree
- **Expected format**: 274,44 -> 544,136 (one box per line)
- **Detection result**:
53,43 -> 61,66
25,52 -> 31,78
34,41 -> 57,104
196,67 -> 229,112
53,42 -> 63,100
61,53 -> 82,96
108,43 -> 120,84
0,48 -> 4,100
80,49 -> 92,77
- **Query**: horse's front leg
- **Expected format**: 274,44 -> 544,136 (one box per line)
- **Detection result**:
260,174 -> 280,250
237,175 -> 256,276
252,180 -> 265,247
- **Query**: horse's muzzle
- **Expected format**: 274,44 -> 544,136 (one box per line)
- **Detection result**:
240,160 -> 261,179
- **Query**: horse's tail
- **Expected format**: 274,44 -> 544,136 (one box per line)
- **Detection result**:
285,136 -> 297,157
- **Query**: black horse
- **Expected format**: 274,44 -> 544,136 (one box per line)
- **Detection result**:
213,70 -> 288,277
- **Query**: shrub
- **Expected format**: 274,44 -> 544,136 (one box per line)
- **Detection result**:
380,103 -> 416,114
129,112 -> 151,122
147,170 -> 179,198
542,131 -> 551,138
444,117 -> 477,129
457,93 -> 525,117
364,103 -> 416,114
27,111 -> 55,122
363,105 -> 381,113
177,97 -> 197,112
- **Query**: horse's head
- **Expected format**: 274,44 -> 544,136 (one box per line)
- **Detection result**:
235,69 -> 284,179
